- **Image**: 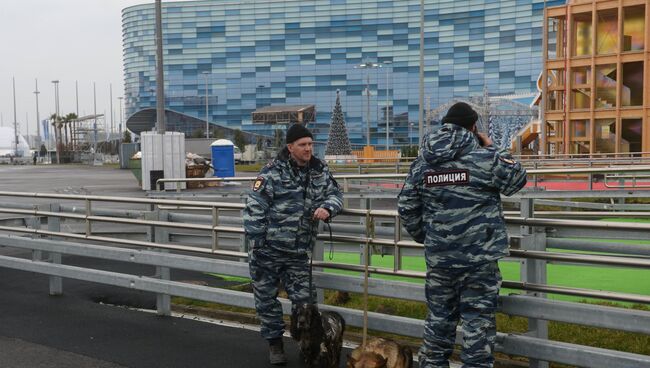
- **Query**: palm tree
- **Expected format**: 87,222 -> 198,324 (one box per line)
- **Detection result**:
50,113 -> 63,164
64,113 -> 78,150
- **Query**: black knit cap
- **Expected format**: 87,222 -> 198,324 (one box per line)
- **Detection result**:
285,124 -> 313,144
441,102 -> 478,130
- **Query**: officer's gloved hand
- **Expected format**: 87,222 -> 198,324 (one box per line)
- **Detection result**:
477,132 -> 493,147
312,207 -> 331,222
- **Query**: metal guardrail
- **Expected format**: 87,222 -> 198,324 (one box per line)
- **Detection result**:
605,174 -> 650,189
0,183 -> 650,367
1,233 -> 648,368
156,165 -> 650,192
155,173 -> 408,192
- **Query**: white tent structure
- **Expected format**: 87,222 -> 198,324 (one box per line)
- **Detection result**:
0,127 -> 30,157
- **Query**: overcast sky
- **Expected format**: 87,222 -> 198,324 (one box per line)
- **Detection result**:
0,0 -> 190,137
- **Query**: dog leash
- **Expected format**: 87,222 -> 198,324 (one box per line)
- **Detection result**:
307,217 -> 334,304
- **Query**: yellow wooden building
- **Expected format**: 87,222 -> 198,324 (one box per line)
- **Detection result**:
541,0 -> 649,155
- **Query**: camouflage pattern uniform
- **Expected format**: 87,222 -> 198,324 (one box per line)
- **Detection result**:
244,147 -> 343,340
397,124 -> 527,368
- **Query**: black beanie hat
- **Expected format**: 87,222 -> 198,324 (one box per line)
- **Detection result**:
441,102 -> 478,130
286,124 -> 313,143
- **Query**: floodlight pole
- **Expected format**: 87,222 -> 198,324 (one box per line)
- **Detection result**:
12,77 -> 18,158
418,0 -> 425,144
356,62 -> 380,147
155,0 -> 166,133
117,96 -> 124,138
384,61 -> 392,150
203,71 -> 210,139
52,79 -> 60,164
34,79 -> 41,142
110,83 -> 114,135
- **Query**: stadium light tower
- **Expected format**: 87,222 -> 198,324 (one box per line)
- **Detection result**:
355,62 -> 380,147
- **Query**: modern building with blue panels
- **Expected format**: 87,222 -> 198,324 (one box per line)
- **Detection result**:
122,0 -> 564,146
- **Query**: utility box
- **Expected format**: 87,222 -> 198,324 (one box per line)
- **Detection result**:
241,144 -> 258,163
119,142 -> 140,169
211,139 -> 235,177
141,131 -> 186,190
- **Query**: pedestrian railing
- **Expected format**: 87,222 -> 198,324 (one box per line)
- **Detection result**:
0,184 -> 649,367
155,165 -> 650,194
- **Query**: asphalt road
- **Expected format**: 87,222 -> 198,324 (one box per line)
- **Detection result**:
0,248 -> 351,368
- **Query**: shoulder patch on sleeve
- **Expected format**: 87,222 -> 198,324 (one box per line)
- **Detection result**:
252,177 -> 265,192
499,157 -> 517,165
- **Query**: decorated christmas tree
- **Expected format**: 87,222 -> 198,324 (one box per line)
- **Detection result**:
325,90 -> 353,156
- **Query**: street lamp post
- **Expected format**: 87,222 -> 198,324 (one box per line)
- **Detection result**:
51,80 -> 60,164
117,96 -> 124,138
202,71 -> 210,139
383,61 -> 392,150
93,82 -> 98,160
74,81 -> 79,150
12,77 -> 18,158
418,0 -> 425,143
109,83 -> 114,136
34,79 -> 41,143
154,0 -> 166,134
355,62 -> 380,147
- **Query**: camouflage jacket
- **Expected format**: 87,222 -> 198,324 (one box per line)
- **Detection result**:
397,124 -> 527,268
244,147 -> 343,254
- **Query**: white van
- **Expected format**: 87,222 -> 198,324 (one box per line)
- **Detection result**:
233,146 -> 242,163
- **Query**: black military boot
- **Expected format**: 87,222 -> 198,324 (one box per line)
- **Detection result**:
268,337 -> 287,365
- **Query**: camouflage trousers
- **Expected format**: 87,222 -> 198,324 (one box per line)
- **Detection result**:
419,261 -> 501,368
249,247 -> 316,340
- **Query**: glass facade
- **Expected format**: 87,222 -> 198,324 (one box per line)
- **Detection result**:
123,0 -> 564,145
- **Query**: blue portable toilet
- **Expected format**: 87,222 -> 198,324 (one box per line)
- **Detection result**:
211,139 -> 236,177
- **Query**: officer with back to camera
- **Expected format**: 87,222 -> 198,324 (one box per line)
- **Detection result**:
243,124 -> 343,365
398,102 -> 527,368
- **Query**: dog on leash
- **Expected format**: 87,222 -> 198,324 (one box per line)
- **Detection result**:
346,337 -> 413,368
290,303 -> 346,368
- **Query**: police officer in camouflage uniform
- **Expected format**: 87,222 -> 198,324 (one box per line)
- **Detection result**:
398,102 -> 527,368
244,124 -> 343,365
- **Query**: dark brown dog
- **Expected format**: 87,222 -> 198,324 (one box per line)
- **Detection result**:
346,337 -> 413,368
290,303 -> 346,368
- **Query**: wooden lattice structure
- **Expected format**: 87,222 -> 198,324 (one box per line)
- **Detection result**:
541,0 -> 650,155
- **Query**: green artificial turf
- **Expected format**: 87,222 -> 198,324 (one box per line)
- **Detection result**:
323,251 -> 650,303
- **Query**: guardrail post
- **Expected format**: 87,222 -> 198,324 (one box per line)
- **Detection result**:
145,205 -> 171,316
616,188 -> 626,207
314,221 -> 325,304
240,198 -> 248,259
212,207 -> 220,253
29,205 -> 42,261
154,209 -> 171,316
359,201 -> 371,265
393,215 -> 402,272
343,178 -> 349,209
85,199 -> 92,237
519,197 -> 549,368
48,203 -> 63,296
